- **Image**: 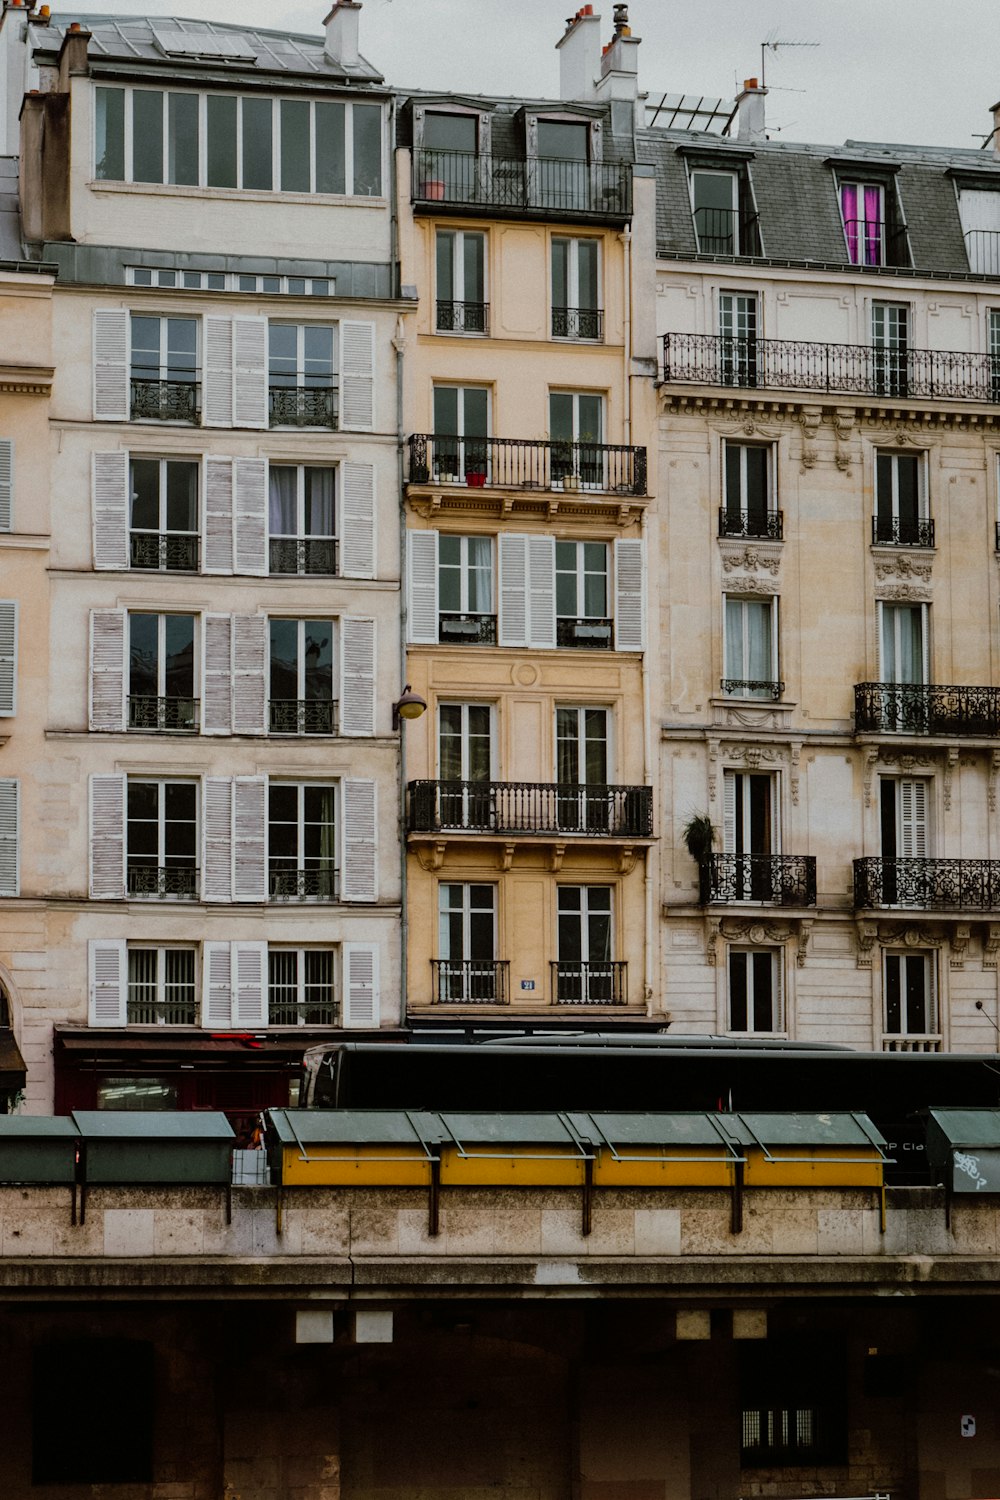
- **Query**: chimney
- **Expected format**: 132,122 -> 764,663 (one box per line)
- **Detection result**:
736,77 -> 767,144
992,97 -> 1000,159
596,3 -> 640,110
323,0 -> 361,68
556,6 -> 601,103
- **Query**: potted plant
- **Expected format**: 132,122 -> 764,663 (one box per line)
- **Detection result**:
682,812 -> 715,865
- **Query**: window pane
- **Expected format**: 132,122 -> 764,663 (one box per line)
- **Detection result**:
280,99 -> 311,192
303,326 -> 334,383
550,393 -> 573,442
897,455 -> 920,526
165,462 -> 198,533
269,619 -> 298,700
729,951 -> 748,1030
745,448 -> 768,517
95,88 -> 125,181
434,387 -> 459,436
206,95 -> 238,188
751,951 -> 774,1030
242,97 -> 273,191
467,537 -> 492,611
269,467 -> 298,535
268,324 -> 298,384
578,241 -> 599,309
129,614 -> 158,697
132,92 -> 164,185
164,616 -> 195,698
537,121 -> 587,160
462,388 -> 489,438
424,113 -> 476,152
464,233 -> 485,300
315,102 -> 346,194
885,955 -> 901,1033
166,318 -> 197,380
303,622 -> 333,699
437,231 -> 456,302
130,459 -> 159,531
168,93 -> 199,186
551,241 -> 569,307
352,103 -> 382,195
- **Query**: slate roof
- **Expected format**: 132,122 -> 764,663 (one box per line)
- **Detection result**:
396,91 -> 635,166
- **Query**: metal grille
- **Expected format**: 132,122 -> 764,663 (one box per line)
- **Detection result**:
855,856 -> 1000,912
692,206 -> 762,257
438,613 -> 497,645
126,948 -> 197,1025
872,516 -> 935,547
126,864 -> 199,899
556,617 -> 613,649
408,780 -> 652,837
551,307 -> 603,340
268,868 -> 339,901
413,150 -> 632,219
854,682 -> 1000,737
550,960 -> 627,1006
436,300 -> 489,334
268,538 -> 338,576
130,378 -> 200,423
127,696 -> 199,732
718,508 -> 783,540
408,433 -> 646,496
268,699 -> 337,736
129,532 -> 200,571
721,679 -> 784,701
268,385 -> 338,429
268,949 -> 337,1025
701,853 -> 817,908
431,959 -> 509,1005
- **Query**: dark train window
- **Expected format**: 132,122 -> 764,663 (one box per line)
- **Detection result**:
32,1337 -> 154,1483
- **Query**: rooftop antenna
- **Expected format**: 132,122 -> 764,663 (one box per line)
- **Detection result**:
760,34 -> 820,90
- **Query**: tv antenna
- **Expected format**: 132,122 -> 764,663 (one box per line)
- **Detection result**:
760,33 -> 820,89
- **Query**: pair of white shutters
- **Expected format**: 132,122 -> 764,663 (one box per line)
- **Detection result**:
88,610 -> 376,737
406,532 -> 645,650
896,778 -> 928,858
92,453 -> 376,580
0,439 -> 12,531
93,311 -> 375,431
0,779 -> 18,896
88,774 -> 377,902
88,939 -> 380,1029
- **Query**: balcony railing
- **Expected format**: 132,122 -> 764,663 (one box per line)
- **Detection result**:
701,853 -> 817,908
431,959 -> 510,1005
882,1034 -> 942,1053
407,780 -> 653,837
268,868 -> 338,901
413,149 -> 632,219
126,864 -> 199,899
268,998 -> 338,1026
557,617 -> 613,649
551,960 -> 628,1006
130,377 -> 200,424
127,696 -> 199,733
268,700 -> 337,736
693,206 -> 762,257
269,538 -> 338,576
438,612 -> 497,645
408,433 -> 646,496
436,300 -> 489,334
127,997 -> 198,1025
552,306 -> 603,341
663,332 -> 1000,403
268,384 -> 338,429
130,532 -> 199,572
718,508 -> 784,541
843,218 -> 910,269
964,228 -> 1000,276
854,857 -> 1000,912
872,516 -> 935,547
854,682 -> 1000,737
721,679 -> 784,701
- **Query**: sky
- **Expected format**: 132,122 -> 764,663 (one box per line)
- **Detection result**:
60,0 -> 1000,153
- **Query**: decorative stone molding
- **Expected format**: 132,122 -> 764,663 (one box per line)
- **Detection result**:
797,919 -> 813,969
949,924 -> 972,970
873,556 -> 933,583
712,700 -> 794,731
705,916 -> 722,966
798,406 -> 822,470
833,407 -> 855,471
875,582 -> 933,601
719,544 -> 782,576
943,746 -> 960,812
989,751 -> 1000,814
985,924 -> 1000,970
720,918 -> 792,946
724,744 -> 784,771
790,741 -> 802,807
878,751 -> 933,771
707,737 -> 720,804
720,575 -> 779,595
862,747 -> 880,809
855,919 -> 880,968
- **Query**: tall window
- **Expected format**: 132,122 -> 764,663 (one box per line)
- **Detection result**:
433,385 -> 489,480
872,302 -> 909,397
879,603 -> 928,685
551,238 -> 601,340
268,466 -> 337,575
436,230 -> 488,334
884,951 -> 937,1041
536,119 -> 589,211
841,182 -> 885,265
555,885 -> 619,1004
129,315 -> 199,423
874,451 -> 930,546
126,779 -> 197,898
268,619 -> 335,735
438,704 -> 493,827
729,949 -> 782,1033
692,169 -> 738,253
127,947 -> 196,1025
437,883 -> 500,1002
723,595 -> 779,699
550,392 -> 604,488
722,442 -> 775,539
879,776 -> 929,908
723,770 -> 777,901
556,540 -> 611,647
268,949 -> 336,1025
556,706 -> 609,831
127,613 -> 197,732
990,309 -> 1000,404
719,291 -> 758,387
129,457 -> 198,571
438,535 -> 495,643
268,325 -> 337,429
268,783 -> 337,900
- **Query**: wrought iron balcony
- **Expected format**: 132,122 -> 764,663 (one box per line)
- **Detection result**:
126,864 -> 199,899
842,218 -> 910,269
431,959 -> 510,1005
268,998 -> 338,1026
721,679 -> 784,701
438,612 -> 497,645
130,532 -> 199,572
693,206 -> 762,257
408,433 -> 646,496
127,696 -> 199,733
268,699 -> 338,736
718,508 -> 783,540
854,682 -> 1000,737
436,300 -> 489,334
413,149 -> 632,220
268,384 -> 338,429
854,856 -> 1000,912
269,538 -> 338,576
557,617 -> 613,649
552,306 -> 603,341
126,997 -> 198,1025
964,228 -> 1000,276
872,516 -> 935,547
130,377 -> 200,424
663,331 -> 1000,403
701,853 -> 817,908
551,960 -> 628,1006
407,780 -> 653,838
268,868 -> 338,901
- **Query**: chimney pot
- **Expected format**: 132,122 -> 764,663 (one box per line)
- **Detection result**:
736,78 -> 767,143
323,0 -> 361,68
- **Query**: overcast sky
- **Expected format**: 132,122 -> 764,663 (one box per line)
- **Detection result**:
68,0 -> 999,153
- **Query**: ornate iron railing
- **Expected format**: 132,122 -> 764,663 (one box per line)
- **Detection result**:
268,868 -> 339,901
854,856 -> 1000,911
130,377 -> 200,424
701,853 -> 817,907
854,682 -> 1000,737
692,206 -> 762,257
662,331 -> 1000,403
438,612 -> 497,645
964,228 -> 1000,276
127,696 -> 199,732
431,959 -> 510,1005
268,384 -> 338,429
718,508 -> 784,540
842,218 -> 910,268
436,300 -> 489,334
129,532 -> 200,572
413,149 -> 632,218
407,780 -> 652,837
126,864 -> 199,899
269,538 -> 338,576
882,1034 -> 942,1053
552,307 -> 603,340
268,998 -> 338,1026
557,616 -> 613,649
721,679 -> 784,701
408,433 -> 646,496
550,960 -> 628,1006
126,997 -> 198,1025
268,699 -> 338,736
872,516 -> 935,547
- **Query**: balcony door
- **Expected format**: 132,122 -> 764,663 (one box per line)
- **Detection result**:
128,612 -> 196,731
692,170 -> 738,254
724,594 -> 777,699
879,601 -> 928,731
841,182 -> 885,266
880,776 -> 928,906
556,885 -> 614,1003
723,442 -> 771,538
438,883 -> 498,1001
438,703 -> 493,829
436,230 -> 487,333
884,951 -> 936,1042
550,391 -> 604,489
875,452 -> 926,546
719,292 -> 757,387
872,302 -> 909,397
433,385 -> 489,481
724,770 -> 777,900
556,706 -> 608,831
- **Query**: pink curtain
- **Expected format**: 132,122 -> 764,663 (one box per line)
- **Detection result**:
864,184 -> 882,264
841,183 -> 858,262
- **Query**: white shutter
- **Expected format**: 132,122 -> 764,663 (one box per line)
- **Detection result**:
233,615 -> 268,735
407,529 -> 439,645
234,457 -> 268,575
203,316 -> 234,428
88,609 -> 126,732
0,778 -> 18,896
202,776 -> 233,903
341,462 -> 375,578
723,772 -> 737,854
499,533 -> 528,647
203,457 -> 234,574
233,776 -> 267,901
233,941 -> 268,1025
0,601 -> 16,717
343,943 -> 380,1028
342,778 -> 377,902
340,320 -> 375,431
233,317 -> 268,430
89,774 -> 126,899
88,939 -> 127,1026
0,438 -> 13,531
340,617 -> 376,737
900,779 -> 928,858
526,535 -> 556,649
92,452 -> 130,570
615,538 -> 646,651
202,940 -> 234,1027
93,309 -> 130,421
202,614 -> 233,736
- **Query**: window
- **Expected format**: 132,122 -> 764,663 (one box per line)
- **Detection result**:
884,950 -> 937,1041
130,314 -> 199,422
436,883 -> 501,1002
269,618 -> 335,735
94,86 -> 383,196
96,1077 -> 178,1109
536,119 -> 589,211
556,540 -> 611,648
556,706 -> 610,831
874,451 -> 930,546
268,466 -> 337,575
872,301 -> 909,397
691,169 -> 760,256
268,783 -> 337,900
723,595 -> 779,698
729,948 -> 782,1033
129,456 -> 198,570
840,182 -> 885,265
268,949 -> 336,1025
555,885 -> 622,1004
432,385 -> 489,481
721,442 -> 777,539
991,310 -> 1000,408
719,291 -> 758,386
127,947 -> 196,1024
419,111 -> 480,202
550,391 -> 604,489
551,238 -> 601,340
423,111 -> 478,152
723,770 -> 778,900
126,778 -> 197,898
436,230 -> 488,334
958,189 -> 1000,275
879,776 -> 929,907
879,602 -> 928,685
438,535 -> 495,643
268,324 -> 337,429
128,267 -> 334,296
438,703 -> 493,826
128,612 -> 197,732
33,1338 -> 154,1484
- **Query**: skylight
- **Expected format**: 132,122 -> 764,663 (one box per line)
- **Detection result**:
151,27 -> 258,64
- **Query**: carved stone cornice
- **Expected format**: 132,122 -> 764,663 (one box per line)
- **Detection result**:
0,364 -> 53,395
659,386 -> 1000,434
718,541 -> 782,576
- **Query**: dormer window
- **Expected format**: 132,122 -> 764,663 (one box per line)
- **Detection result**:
958,187 -> 1000,275
690,166 -> 761,257
840,182 -> 885,266
423,112 -> 478,153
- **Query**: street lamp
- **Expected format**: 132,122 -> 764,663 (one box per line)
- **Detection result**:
392,685 -> 427,730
